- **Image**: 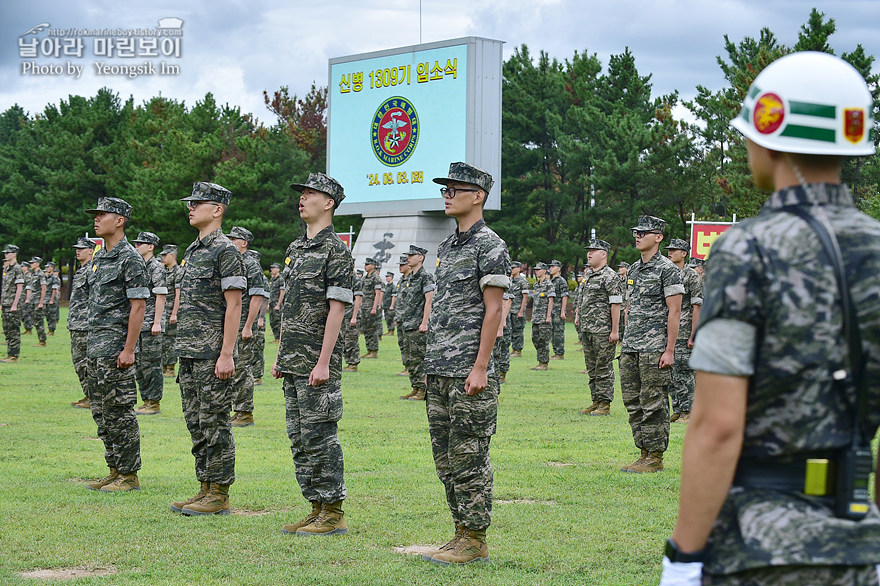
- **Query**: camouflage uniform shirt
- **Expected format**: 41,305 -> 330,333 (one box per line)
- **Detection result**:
360,270 -> 382,314
141,255 -> 168,332
47,272 -> 61,301
577,265 -> 623,334
27,269 -> 46,304
87,237 -> 150,358
677,264 -> 702,341
509,274 -> 529,316
621,251 -> 683,353
276,225 -> 353,376
532,278 -> 555,321
397,266 -> 435,331
551,274 -> 568,317
66,260 -> 92,331
425,219 -> 510,377
2,263 -> 24,307
268,274 -> 284,309
176,228 -> 246,360
163,264 -> 182,327
240,250 -> 268,328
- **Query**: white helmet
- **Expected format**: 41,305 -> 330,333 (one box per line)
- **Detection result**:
730,51 -> 875,156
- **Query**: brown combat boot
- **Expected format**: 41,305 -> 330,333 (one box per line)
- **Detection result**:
409,389 -> 426,401
36,341 -> 47,347
590,402 -> 610,416
163,365 -> 175,377
253,377 -> 263,386
395,369 -> 409,377
511,350 -> 522,357
550,354 -> 564,361
670,412 -> 681,422
627,451 -> 664,473
499,372 -> 507,384
100,472 -> 140,492
677,412 -> 691,423
181,483 -> 230,515
578,369 -> 587,374
71,396 -> 90,409
430,528 -> 489,565
0,356 -> 19,363
296,501 -> 347,535
363,350 -> 378,359
170,481 -> 210,513
24,329 -> 32,335
530,363 -> 548,371
86,468 -> 118,491
421,525 -> 465,561
281,502 -> 322,534
135,400 -> 160,415
231,412 -> 254,427
621,450 -> 649,473
342,364 -> 358,372
579,402 -> 599,415
399,388 -> 417,400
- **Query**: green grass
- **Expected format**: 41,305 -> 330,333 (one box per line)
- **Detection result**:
0,312 -> 684,585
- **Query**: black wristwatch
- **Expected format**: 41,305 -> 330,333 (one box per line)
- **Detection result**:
665,538 -> 705,563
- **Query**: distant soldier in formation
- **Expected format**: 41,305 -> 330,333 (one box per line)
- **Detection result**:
1,244 -> 25,363
359,258 -> 383,358
246,249 -> 268,386
665,238 -> 702,424
688,257 -> 705,279
617,261 -> 630,340
575,239 -> 622,416
341,269 -> 363,372
382,271 -> 395,335
548,259 -> 567,360
68,237 -> 96,406
27,256 -> 48,346
132,232 -> 167,416
391,255 -> 410,377
268,262 -> 284,343
160,244 -> 182,378
491,262 -> 515,383
530,262 -> 554,371
20,262 -> 32,334
397,245 -> 434,400
44,262 -> 61,335
508,261 -> 528,357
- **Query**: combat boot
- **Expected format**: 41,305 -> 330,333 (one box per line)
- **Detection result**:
628,451 -> 664,473
409,389 -> 426,401
395,369 -> 409,376
135,400 -> 160,415
579,402 -> 599,415
170,481 -> 210,513
36,340 -> 47,347
421,525 -> 465,561
254,377 -> 263,386
363,350 -> 378,359
342,364 -> 358,372
530,363 -> 548,371
49,330 -> 55,336
231,412 -> 254,427
399,389 -> 417,400
430,528 -> 489,565
550,354 -> 564,361
100,472 -> 140,492
0,356 -> 19,363
71,396 -> 90,409
677,412 -> 691,423
670,412 -> 681,422
511,350 -> 522,357
296,501 -> 347,536
281,501 -> 322,534
24,329 -> 32,335
499,372 -> 507,384
181,483 -> 230,515
86,468 -> 118,491
621,450 -> 648,473
590,402 -> 610,416
163,365 -> 175,378
578,369 -> 587,374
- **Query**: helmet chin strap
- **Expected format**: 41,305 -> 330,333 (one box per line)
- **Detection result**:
784,153 -> 817,200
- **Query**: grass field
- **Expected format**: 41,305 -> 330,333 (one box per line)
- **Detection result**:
1,313 -> 688,585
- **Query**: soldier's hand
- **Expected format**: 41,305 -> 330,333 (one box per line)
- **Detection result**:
37,303 -> 43,309
215,355 -> 235,380
117,349 -> 135,369
274,304 -> 280,311
11,304 -> 17,312
545,316 -> 551,324
609,331 -> 619,344
517,310 -> 523,318
419,322 -> 428,333
349,317 -> 357,327
309,363 -> 330,387
659,349 -> 675,369
687,337 -> 694,349
574,317 -> 579,327
170,313 -> 177,325
257,317 -> 264,328
271,361 -> 282,379
242,326 -> 253,340
464,367 -> 488,396
151,323 -> 161,336
370,309 -> 376,316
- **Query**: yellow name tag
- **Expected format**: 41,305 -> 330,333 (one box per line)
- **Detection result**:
627,279 -> 634,285
92,264 -> 97,272
436,258 -> 440,266
180,259 -> 186,266
540,293 -> 545,297
285,257 -> 291,265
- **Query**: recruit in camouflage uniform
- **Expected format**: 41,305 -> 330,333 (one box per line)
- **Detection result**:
359,258 -> 383,358
1,245 -> 25,362
508,262 -> 529,356
575,239 -> 623,416
397,245 -> 435,400
159,245 -> 182,377
173,182 -> 245,515
341,271 -> 362,371
227,226 -> 269,428
246,249 -> 268,385
275,172 -> 353,536
84,197 -> 150,492
423,162 -> 510,565
68,237 -> 96,406
665,238 -> 702,424
27,257 -> 48,345
382,272 -> 395,334
619,215 -> 683,474
617,261 -> 629,340
20,263 -> 33,333
530,263 -> 555,370
132,232 -> 168,416
491,269 -> 514,383
391,255 -> 410,375
44,263 -> 61,334
268,263 -> 284,342
548,260 -> 567,359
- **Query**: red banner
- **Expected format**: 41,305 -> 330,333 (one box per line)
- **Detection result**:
690,223 -> 732,260
338,233 -> 352,249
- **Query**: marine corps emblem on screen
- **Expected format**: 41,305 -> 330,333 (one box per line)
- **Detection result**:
371,96 -> 420,167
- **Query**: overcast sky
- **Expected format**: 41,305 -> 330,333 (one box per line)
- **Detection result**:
2,0 -> 878,124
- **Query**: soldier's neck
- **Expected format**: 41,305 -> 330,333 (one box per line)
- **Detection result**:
103,231 -> 125,251
672,258 -> 685,269
640,246 -> 659,263
305,216 -> 332,240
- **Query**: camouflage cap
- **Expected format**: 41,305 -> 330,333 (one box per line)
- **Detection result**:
226,226 -> 254,243
665,238 -> 690,252
535,262 -> 549,271
407,244 -> 428,256
72,237 -> 97,250
29,256 -> 42,265
356,269 -> 364,276
618,261 -> 630,268
180,181 -> 232,205
550,259 -> 562,267
245,249 -> 262,261
585,239 -> 611,252
398,255 -> 408,265
20,261 -> 28,267
85,196 -> 133,219
689,257 -> 705,267
510,260 -> 521,270
432,162 -> 494,194
2,244 -> 20,254
365,257 -> 377,266
386,271 -> 394,277
631,215 -> 667,234
270,262 -> 281,269
45,261 -> 56,268
132,231 -> 160,246
158,244 -> 178,256
291,172 -> 345,207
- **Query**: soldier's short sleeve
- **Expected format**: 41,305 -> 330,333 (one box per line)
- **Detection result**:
124,256 -> 150,300
688,269 -> 703,306
247,260 -> 268,298
422,272 -> 436,294
477,234 -> 511,292
151,262 -> 168,295
219,247 -> 246,291
606,271 -> 624,305
325,243 -> 354,305
14,267 -> 24,285
661,262 -> 685,298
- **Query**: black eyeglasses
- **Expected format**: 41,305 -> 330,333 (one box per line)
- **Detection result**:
440,187 -> 479,199
186,201 -> 217,210
632,230 -> 660,238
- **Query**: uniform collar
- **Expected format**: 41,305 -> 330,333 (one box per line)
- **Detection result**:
453,218 -> 486,246
764,183 -> 853,210
295,224 -> 335,249
638,250 -> 664,267
101,236 -> 130,258
198,228 -> 224,247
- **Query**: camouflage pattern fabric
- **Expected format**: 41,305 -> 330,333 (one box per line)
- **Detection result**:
86,357 -> 141,474
358,269 -> 382,352
581,331 -> 616,404
426,375 -> 498,530
531,278 -> 555,364
397,266 -> 435,332
178,358 -> 236,485
382,280 -> 394,333
677,264 -> 703,342
509,273 -> 529,351
703,565 -> 880,585
342,275 -> 362,367
28,268 -> 47,342
45,272 -> 61,331
2,262 -> 24,357
268,273 -> 284,341
87,238 -> 150,359
492,312 -> 512,375
619,351 -> 670,452
424,219 -> 510,377
141,256 -> 168,332
2,307 -> 21,357
70,331 -> 89,394
577,265 -> 623,334
669,339 -> 693,414
399,329 -> 427,390
550,274 -> 568,355
230,251 -> 267,413
135,332 -> 164,402
692,183 -> 880,575
21,271 -> 33,330
163,263 -> 182,367
283,375 -> 346,503
621,251 -> 683,353
618,273 -> 627,339
66,261 -> 91,332
252,318 -> 265,379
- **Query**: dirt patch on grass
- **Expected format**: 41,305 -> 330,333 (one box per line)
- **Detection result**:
393,545 -> 436,556
0,422 -> 8,426
80,436 -> 102,441
232,508 -> 289,517
17,565 -> 116,580
495,498 -> 555,505
547,461 -> 575,467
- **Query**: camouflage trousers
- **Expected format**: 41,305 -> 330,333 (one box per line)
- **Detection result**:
619,351 -> 671,453
384,308 -> 395,333
510,314 -> 525,352
669,339 -> 694,414
400,328 -> 427,391
282,374 -> 346,503
269,307 -> 282,341
31,304 -> 46,342
532,321 -> 552,363
551,313 -> 565,356
702,564 -> 880,585
359,311 -> 381,352
2,307 -> 21,357
162,322 -> 177,367
46,302 -> 60,332
21,302 -> 33,330
251,321 -> 265,379
86,357 -> 141,474
580,330 -> 616,404
342,317 -> 360,366
135,331 -> 164,402
231,334 -> 256,413
426,375 -> 497,531
70,330 -> 88,394
178,358 -> 235,485
492,315 -> 511,375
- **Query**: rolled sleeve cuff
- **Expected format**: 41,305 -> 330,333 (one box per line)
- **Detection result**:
52,285 -> 61,290
327,286 -> 353,305
608,295 -> 623,304
250,287 -> 268,297
126,287 -> 151,299
479,274 -> 510,292
353,290 -> 363,297
689,318 -> 757,376
691,296 -> 703,306
547,292 -> 556,298
374,284 -> 383,290
664,284 -> 685,297
153,286 -> 169,295
175,283 -> 181,289
422,283 -> 436,294
221,276 -> 247,291
15,278 -> 25,284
